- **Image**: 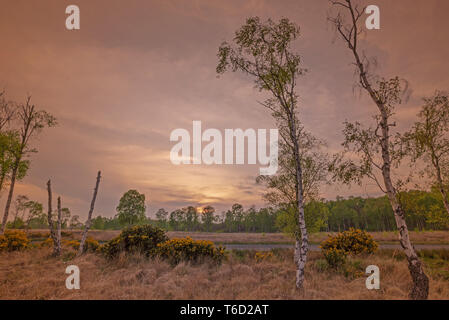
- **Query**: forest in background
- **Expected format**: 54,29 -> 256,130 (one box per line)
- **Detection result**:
6,187 -> 448,233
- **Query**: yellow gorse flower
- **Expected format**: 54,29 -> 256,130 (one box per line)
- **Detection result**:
254,251 -> 273,262
320,228 -> 378,257
0,230 -> 30,252
156,237 -> 226,264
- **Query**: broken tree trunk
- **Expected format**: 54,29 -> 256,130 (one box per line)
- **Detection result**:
79,171 -> 101,255
46,180 -> 60,256
56,196 -> 62,256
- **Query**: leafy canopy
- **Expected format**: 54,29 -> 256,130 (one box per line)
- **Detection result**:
116,189 -> 147,226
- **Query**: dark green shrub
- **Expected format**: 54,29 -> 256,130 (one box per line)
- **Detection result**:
156,237 -> 226,265
101,224 -> 168,259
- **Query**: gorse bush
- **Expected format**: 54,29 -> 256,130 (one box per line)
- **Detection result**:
101,224 -> 168,259
156,237 -> 226,265
322,248 -> 347,269
254,251 -> 273,262
63,237 -> 99,252
0,230 -> 30,251
64,239 -> 80,250
320,228 -> 378,255
320,228 -> 378,268
40,237 -> 53,248
84,237 -> 100,252
100,225 -> 226,264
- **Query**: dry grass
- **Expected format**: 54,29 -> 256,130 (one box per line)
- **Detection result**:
1,247 -> 448,300
26,229 -> 449,244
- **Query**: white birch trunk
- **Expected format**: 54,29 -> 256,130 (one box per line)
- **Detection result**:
337,2 -> 430,296
371,81 -> 429,300
290,115 -> 308,290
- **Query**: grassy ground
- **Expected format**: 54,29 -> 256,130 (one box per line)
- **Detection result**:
1,246 -> 448,299
26,229 -> 449,245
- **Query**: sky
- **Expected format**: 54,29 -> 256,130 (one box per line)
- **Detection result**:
0,0 -> 448,220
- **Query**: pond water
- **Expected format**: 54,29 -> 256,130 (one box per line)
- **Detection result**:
223,243 -> 449,251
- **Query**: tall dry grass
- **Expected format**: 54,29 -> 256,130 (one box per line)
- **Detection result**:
0,248 -> 448,300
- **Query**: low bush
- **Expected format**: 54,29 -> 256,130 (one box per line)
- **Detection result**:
63,239 -> 80,250
84,237 -> 100,252
320,228 -> 378,255
322,247 -> 347,269
0,230 -> 30,252
254,251 -> 273,262
101,224 -> 168,259
63,238 -> 99,252
40,237 -> 54,247
342,258 -> 365,279
156,237 -> 226,265
320,228 -> 378,269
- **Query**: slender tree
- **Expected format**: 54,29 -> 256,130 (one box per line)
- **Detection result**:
182,206 -> 199,231
79,171 -> 101,255
257,129 -> 329,237
201,205 -> 216,232
403,92 -> 449,215
56,196 -> 62,255
46,180 -> 60,256
0,92 -> 28,201
69,215 -> 82,230
155,208 -> 168,228
12,194 -> 29,227
24,200 -> 43,232
60,207 -> 71,228
115,188 -> 145,227
328,0 -> 429,299
257,129 -> 329,207
217,17 -> 309,289
0,91 -> 15,131
169,209 -> 183,230
0,96 -> 56,234
0,132 -> 29,199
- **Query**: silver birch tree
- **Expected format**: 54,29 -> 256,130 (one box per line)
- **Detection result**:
403,92 -> 449,215
217,17 -> 309,290
328,0 -> 429,299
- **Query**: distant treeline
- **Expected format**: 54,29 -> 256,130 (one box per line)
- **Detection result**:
88,188 -> 448,233
6,188 -> 448,233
